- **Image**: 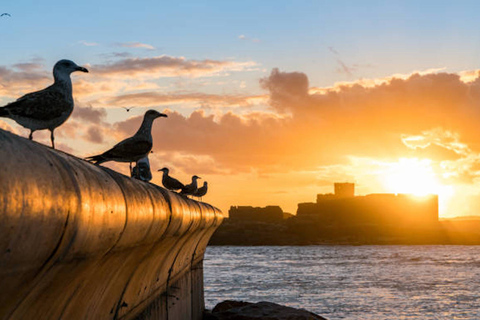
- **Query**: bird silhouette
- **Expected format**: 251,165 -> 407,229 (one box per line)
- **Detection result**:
0,59 -> 88,148
122,106 -> 136,112
193,181 -> 208,200
0,13 -> 11,17
85,110 -> 167,171
158,167 -> 185,192
181,175 -> 201,196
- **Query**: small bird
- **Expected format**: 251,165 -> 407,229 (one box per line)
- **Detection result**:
181,175 -> 201,196
0,13 -> 11,17
85,110 -> 167,170
0,59 -> 88,148
122,106 -> 135,112
158,167 -> 184,192
193,181 -> 208,200
131,157 -> 152,182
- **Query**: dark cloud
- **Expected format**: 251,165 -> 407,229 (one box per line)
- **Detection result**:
72,104 -> 107,124
84,126 -> 104,144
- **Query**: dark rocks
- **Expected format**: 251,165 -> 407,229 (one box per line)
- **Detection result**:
204,300 -> 327,320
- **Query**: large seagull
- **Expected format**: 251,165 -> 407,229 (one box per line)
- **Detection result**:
0,59 -> 88,148
85,110 -> 167,170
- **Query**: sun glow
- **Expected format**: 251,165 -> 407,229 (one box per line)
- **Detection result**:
383,158 -> 442,196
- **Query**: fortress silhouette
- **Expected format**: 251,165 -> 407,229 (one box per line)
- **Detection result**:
297,183 -> 438,227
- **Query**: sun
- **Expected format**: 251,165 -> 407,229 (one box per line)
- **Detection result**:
382,158 -> 441,196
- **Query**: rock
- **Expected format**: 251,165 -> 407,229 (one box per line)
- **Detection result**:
205,300 -> 327,320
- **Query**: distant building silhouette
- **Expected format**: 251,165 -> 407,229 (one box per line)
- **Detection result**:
229,205 -> 287,222
334,182 -> 355,198
298,183 -> 438,226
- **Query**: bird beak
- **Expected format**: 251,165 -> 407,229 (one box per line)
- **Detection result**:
76,66 -> 89,73
158,113 -> 168,118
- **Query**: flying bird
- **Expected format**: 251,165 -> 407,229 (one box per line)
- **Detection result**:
0,13 -> 11,17
158,167 -> 185,192
193,181 -> 208,200
122,106 -> 135,112
85,110 -> 167,170
181,175 -> 201,196
0,59 -> 88,148
131,157 -> 152,182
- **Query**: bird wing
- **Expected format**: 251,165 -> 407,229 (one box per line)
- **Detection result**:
4,87 -> 70,120
168,176 -> 185,189
100,137 -> 152,160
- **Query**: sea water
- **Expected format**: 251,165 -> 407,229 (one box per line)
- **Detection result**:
204,246 -> 480,319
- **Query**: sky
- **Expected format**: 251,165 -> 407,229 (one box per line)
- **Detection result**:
2,0 -> 480,217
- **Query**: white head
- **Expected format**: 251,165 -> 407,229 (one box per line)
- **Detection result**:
53,59 -> 88,82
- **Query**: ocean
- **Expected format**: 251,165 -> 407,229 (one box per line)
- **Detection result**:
204,245 -> 480,319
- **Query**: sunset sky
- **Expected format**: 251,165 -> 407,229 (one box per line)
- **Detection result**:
2,1 -> 480,217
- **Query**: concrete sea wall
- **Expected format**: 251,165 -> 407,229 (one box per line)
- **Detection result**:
0,129 -> 223,319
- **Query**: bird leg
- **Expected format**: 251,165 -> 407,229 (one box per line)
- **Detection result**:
29,130 -> 33,140
129,162 -> 132,175
50,129 -> 55,149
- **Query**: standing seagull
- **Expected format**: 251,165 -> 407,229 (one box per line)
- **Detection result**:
181,175 -> 201,196
158,167 -> 184,192
193,181 -> 208,200
85,110 -> 167,170
0,59 -> 88,148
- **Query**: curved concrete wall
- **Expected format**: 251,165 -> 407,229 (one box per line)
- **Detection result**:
0,129 -> 223,320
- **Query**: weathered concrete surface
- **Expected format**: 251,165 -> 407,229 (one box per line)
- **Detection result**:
0,129 -> 223,319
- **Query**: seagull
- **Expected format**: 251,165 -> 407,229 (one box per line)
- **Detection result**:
131,157 -> 152,182
0,13 -> 11,17
85,110 -> 167,170
193,181 -> 208,200
181,175 -> 201,196
122,106 -> 135,112
158,167 -> 184,192
0,59 -> 88,148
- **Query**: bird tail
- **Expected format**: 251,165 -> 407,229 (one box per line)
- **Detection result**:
0,107 -> 9,117
84,154 -> 107,165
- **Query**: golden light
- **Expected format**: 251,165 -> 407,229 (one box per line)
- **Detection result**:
375,158 -> 455,217
382,158 -> 441,196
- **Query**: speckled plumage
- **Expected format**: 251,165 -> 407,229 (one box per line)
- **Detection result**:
0,59 -> 88,148
85,110 -> 167,165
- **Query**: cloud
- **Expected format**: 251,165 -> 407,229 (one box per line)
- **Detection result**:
84,126 -> 104,144
90,55 -> 258,78
238,34 -> 260,43
102,91 -> 267,109
97,67 -> 480,185
0,63 -> 50,99
328,46 -> 374,76
79,40 -> 99,47
114,42 -> 156,50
